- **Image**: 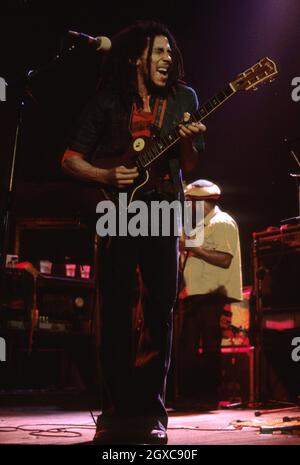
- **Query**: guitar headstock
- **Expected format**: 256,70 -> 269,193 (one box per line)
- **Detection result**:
230,57 -> 278,92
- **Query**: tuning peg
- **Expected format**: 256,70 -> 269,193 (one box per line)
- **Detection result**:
252,87 -> 258,91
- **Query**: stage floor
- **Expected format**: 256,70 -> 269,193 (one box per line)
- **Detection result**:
0,405 -> 299,446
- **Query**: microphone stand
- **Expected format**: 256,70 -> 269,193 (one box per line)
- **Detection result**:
0,94 -> 24,272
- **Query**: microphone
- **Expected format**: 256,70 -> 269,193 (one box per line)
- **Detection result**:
68,30 -> 111,51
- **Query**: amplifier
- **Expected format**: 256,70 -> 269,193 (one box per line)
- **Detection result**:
253,224 -> 300,253
36,274 -> 95,333
220,346 -> 254,403
8,217 -> 98,333
0,268 -> 34,328
261,328 -> 300,402
253,225 -> 300,312
0,267 -> 96,334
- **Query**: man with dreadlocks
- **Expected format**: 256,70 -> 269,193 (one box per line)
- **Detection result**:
62,20 -> 206,444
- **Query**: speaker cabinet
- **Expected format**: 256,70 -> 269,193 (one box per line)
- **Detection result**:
252,225 -> 300,402
253,225 -> 300,312
261,329 -> 300,402
220,347 -> 254,403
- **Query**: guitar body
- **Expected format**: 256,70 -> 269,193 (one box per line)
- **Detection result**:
93,136 -> 163,205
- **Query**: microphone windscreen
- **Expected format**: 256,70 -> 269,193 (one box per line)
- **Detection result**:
96,36 -> 112,51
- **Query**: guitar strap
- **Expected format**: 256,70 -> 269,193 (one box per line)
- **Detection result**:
150,97 -> 167,137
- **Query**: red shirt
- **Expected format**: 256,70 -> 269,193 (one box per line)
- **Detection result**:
131,103 -> 153,139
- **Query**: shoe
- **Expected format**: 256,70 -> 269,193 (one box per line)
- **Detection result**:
140,429 -> 168,445
93,426 -> 168,445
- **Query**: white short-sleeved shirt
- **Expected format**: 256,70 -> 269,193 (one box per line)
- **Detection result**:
182,205 -> 243,301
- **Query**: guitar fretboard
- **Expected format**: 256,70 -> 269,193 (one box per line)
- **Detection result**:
136,84 -> 235,170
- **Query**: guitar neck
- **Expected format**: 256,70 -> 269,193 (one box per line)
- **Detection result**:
137,83 -> 236,170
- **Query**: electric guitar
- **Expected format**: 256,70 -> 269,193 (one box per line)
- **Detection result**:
94,57 -> 278,207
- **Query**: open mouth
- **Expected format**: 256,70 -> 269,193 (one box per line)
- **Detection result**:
157,68 -> 169,78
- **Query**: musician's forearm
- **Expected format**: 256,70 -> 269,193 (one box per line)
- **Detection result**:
62,156 -> 105,183
188,246 -> 233,269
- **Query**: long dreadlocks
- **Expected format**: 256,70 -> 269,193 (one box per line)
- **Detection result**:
98,20 -> 185,101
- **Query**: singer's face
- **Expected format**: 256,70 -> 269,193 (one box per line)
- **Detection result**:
137,35 -> 172,88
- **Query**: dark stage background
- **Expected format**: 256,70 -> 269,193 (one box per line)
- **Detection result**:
1,0 -> 300,284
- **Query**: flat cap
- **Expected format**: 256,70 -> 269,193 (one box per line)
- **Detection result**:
184,179 -> 221,199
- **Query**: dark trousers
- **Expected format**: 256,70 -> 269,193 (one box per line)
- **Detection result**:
178,294 -> 227,403
98,233 -> 178,430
